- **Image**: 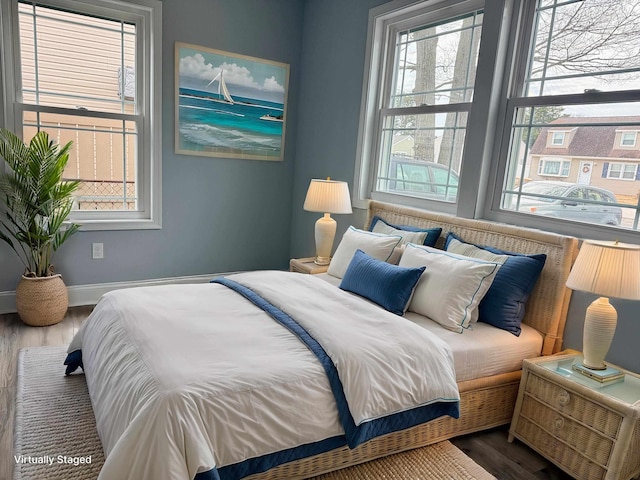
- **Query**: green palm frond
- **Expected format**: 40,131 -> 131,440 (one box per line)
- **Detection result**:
0,129 -> 79,276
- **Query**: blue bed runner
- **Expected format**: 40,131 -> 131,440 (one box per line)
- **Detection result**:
208,277 -> 459,480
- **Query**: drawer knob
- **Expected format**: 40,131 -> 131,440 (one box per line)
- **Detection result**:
557,389 -> 570,406
554,417 -> 565,430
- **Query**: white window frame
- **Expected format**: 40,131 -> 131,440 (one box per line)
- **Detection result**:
620,131 -> 637,147
550,131 -> 565,146
0,0 -> 162,231
538,157 -> 570,177
607,162 -> 637,181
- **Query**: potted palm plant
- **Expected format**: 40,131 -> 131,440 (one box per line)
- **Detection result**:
0,129 -> 79,326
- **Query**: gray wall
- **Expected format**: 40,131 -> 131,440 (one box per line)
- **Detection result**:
0,0 -> 305,290
291,0 -> 640,373
289,0 -> 384,259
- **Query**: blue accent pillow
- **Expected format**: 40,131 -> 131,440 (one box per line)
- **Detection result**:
369,216 -> 441,247
339,249 -> 426,316
444,233 -> 546,336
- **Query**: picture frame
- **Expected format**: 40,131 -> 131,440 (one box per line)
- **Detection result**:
175,42 -> 290,161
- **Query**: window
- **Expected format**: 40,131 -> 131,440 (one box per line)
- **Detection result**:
498,0 -> 640,233
620,131 -> 637,147
607,162 -> 638,180
355,0 -> 484,212
1,0 -> 162,230
357,0 -> 640,241
538,158 -> 570,177
550,131 -> 565,146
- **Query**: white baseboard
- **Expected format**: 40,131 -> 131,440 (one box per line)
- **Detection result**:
0,272 -> 240,315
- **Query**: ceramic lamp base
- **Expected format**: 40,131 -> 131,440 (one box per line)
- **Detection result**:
582,297 -> 617,370
314,213 -> 336,266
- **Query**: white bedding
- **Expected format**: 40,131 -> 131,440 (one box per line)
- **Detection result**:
67,271 -> 459,480
316,272 -> 543,382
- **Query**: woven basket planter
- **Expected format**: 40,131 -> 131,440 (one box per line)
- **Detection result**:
16,274 -> 69,327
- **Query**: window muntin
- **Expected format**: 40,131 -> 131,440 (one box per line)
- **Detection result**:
499,0 -> 640,232
360,4 -> 483,207
2,0 -> 161,229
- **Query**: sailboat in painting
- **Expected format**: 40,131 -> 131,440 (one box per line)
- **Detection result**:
206,70 -> 234,104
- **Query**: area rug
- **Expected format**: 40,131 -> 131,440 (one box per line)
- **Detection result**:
13,346 -> 495,480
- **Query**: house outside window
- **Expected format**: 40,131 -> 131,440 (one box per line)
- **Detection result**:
354,0 -> 484,212
0,0 -> 162,230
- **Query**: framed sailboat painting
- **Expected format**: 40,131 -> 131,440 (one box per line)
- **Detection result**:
175,42 -> 290,161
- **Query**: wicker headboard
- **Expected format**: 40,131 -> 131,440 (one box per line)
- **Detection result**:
366,201 -> 579,355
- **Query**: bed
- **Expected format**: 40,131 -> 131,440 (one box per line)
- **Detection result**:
65,200 -> 579,480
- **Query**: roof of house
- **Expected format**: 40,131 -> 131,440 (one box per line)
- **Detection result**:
529,116 -> 640,160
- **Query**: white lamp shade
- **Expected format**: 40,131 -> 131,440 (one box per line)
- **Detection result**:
566,240 -> 640,300
303,179 -> 353,214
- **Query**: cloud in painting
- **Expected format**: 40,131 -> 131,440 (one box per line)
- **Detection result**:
180,54 -> 285,93
263,76 -> 285,93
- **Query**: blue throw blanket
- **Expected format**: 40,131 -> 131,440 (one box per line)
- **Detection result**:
209,277 -> 459,480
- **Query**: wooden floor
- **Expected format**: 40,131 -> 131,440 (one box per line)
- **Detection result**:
0,307 -> 574,480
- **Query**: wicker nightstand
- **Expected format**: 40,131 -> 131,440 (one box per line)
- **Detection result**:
289,257 -> 329,275
509,353 -> 640,480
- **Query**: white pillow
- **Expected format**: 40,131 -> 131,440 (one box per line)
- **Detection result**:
371,223 -> 425,265
327,226 -> 402,278
399,243 -> 500,333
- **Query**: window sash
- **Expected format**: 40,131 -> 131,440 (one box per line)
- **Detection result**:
19,103 -> 143,210
621,132 -> 637,147
550,132 -> 564,145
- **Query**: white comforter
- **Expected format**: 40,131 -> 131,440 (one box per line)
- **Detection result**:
67,271 -> 458,480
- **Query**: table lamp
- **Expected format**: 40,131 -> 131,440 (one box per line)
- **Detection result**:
303,178 -> 352,265
566,239 -> 640,372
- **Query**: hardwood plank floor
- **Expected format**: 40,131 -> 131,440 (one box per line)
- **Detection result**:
1,307 -> 574,480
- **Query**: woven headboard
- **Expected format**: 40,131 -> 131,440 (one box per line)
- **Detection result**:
366,201 -> 579,355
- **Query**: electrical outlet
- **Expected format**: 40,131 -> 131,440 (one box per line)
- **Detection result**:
92,242 -> 104,259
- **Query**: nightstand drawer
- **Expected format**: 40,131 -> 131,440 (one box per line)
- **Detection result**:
524,372 -> 622,438
516,416 -> 607,480
519,395 -> 614,466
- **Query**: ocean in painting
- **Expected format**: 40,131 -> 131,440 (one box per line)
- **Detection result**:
177,87 -> 285,159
